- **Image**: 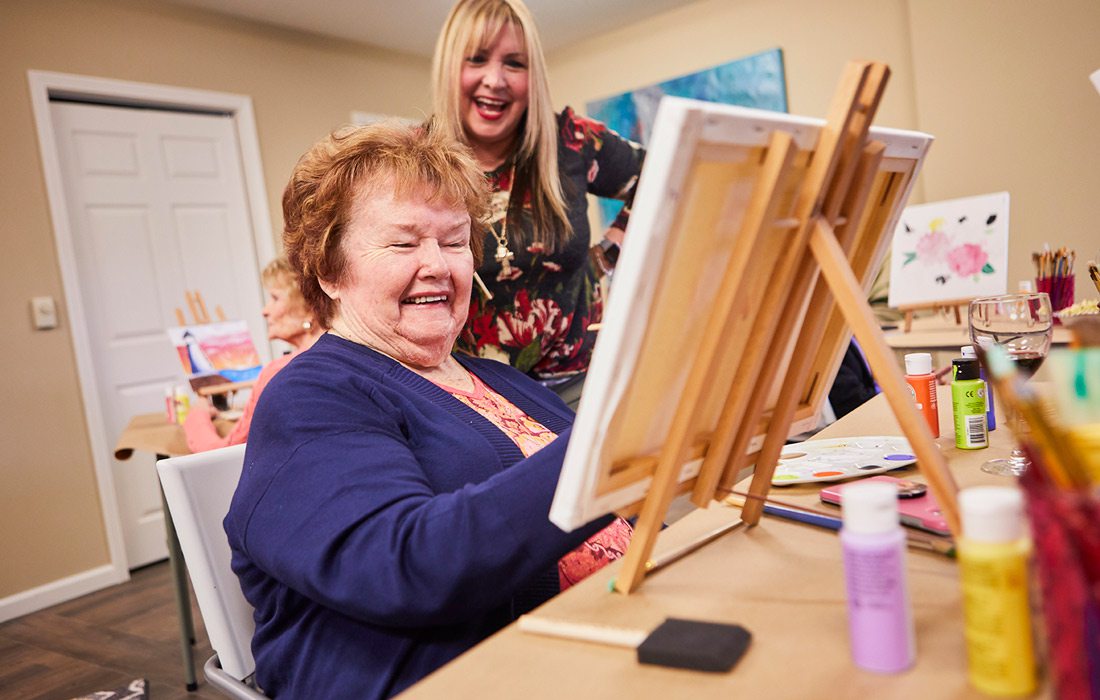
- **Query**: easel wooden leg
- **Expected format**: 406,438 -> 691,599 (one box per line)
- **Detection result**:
898,300 -> 973,332
808,220 -> 960,533
614,135 -> 800,593
737,63 -> 890,526
185,291 -> 201,325
737,252 -> 831,525
690,132 -> 801,506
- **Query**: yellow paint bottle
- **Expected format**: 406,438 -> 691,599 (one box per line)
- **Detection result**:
957,487 -> 1036,696
174,384 -> 190,426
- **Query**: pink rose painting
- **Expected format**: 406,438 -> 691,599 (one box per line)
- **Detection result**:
914,225 -> 950,265
906,230 -> 994,281
900,215 -> 997,281
889,192 -> 1008,309
946,243 -> 989,278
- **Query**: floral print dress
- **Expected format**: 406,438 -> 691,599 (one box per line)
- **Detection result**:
458,107 -> 645,379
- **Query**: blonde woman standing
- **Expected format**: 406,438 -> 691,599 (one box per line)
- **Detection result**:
431,0 -> 645,406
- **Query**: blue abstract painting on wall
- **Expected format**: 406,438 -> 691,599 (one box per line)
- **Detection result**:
587,47 -> 788,226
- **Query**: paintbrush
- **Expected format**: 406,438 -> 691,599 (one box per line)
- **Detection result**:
724,491 -> 956,557
1089,261 -> 1099,294
473,271 -> 494,300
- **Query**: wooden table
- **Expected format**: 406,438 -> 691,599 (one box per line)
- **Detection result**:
401,385 -> 1049,699
114,412 -> 194,460
114,412 -> 234,692
883,315 -> 1071,380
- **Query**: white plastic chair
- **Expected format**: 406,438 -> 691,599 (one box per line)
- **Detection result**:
157,444 -> 267,699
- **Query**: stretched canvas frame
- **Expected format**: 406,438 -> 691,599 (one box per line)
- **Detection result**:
549,62 -> 959,593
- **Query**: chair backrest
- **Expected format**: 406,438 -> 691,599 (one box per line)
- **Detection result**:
157,444 -> 255,681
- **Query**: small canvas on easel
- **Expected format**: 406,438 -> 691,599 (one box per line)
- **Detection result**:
167,320 -> 263,385
887,191 -> 1009,308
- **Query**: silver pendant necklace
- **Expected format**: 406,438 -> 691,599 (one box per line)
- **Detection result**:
491,165 -> 516,279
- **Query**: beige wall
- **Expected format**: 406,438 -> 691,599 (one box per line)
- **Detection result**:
549,0 -> 919,132
907,0 -> 1100,292
548,0 -> 1100,294
548,0 -> 923,202
0,0 -> 430,599
3,0 -> 1098,606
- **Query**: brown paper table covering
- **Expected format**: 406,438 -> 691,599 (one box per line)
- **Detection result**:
400,384 -> 1050,699
114,412 -> 235,460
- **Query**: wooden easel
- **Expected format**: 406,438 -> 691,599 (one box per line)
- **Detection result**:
613,61 -> 959,594
174,290 -> 227,326
896,298 -> 972,332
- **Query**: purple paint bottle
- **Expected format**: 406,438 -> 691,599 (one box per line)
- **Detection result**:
840,481 -> 915,673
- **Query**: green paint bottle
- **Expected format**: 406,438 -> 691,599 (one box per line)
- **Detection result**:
952,357 -> 988,450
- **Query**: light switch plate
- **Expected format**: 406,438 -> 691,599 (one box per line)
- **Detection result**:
31,296 -> 58,330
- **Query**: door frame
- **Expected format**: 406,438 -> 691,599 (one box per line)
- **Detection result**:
26,70 -> 275,595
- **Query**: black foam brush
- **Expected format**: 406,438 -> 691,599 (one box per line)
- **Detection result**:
518,615 -> 752,673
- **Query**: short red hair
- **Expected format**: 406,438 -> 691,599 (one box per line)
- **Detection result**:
282,121 -> 489,327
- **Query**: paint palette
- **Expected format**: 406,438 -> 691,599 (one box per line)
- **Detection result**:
771,436 -> 917,485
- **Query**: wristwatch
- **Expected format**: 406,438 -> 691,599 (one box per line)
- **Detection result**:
590,237 -> 620,276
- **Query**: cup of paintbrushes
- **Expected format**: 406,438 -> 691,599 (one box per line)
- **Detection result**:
1037,274 -> 1074,319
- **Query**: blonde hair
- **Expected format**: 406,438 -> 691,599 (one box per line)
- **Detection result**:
261,257 -> 303,305
282,121 -> 489,327
430,0 -> 572,250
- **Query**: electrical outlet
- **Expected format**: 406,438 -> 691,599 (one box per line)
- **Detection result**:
31,296 -> 58,330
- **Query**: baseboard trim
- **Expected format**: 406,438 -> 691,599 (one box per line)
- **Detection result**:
0,564 -> 128,623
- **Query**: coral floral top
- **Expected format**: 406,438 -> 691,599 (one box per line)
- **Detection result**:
441,372 -> 633,589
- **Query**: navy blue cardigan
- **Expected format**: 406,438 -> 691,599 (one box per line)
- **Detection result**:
224,334 -> 610,698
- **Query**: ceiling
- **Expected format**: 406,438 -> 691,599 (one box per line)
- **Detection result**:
159,0 -> 699,58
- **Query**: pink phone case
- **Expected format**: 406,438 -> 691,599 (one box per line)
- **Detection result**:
819,475 -> 951,536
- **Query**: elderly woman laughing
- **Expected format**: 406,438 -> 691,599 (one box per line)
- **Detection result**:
224,122 -> 630,699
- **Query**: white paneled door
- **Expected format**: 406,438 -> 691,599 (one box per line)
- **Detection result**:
50,100 -> 267,568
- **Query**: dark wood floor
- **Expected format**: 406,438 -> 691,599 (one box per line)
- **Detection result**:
0,561 -> 223,700
0,497 -> 700,700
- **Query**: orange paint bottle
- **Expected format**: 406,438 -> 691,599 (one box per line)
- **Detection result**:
904,353 -> 939,438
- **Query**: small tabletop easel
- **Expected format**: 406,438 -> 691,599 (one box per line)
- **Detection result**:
598,61 -> 960,594
173,290 -> 255,409
174,289 -> 227,326
896,298 -> 972,332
